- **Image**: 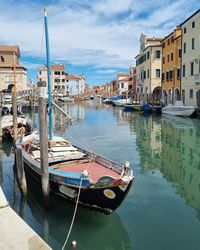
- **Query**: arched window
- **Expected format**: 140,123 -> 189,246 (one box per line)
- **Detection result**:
0,56 -> 5,63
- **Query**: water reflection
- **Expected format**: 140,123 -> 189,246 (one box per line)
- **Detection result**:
15,174 -> 131,250
130,113 -> 200,218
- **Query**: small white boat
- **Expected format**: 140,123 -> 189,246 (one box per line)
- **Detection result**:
113,98 -> 132,107
161,101 -> 196,117
58,95 -> 74,103
2,114 -> 32,140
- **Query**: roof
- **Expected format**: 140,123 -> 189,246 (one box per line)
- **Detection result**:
0,64 -> 27,70
50,65 -> 65,70
180,8 -> 200,26
65,74 -> 80,80
0,45 -> 20,58
118,77 -> 129,81
117,73 -> 129,77
146,37 -> 163,41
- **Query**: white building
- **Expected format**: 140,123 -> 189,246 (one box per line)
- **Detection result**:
180,9 -> 200,106
65,74 -> 86,96
116,73 -> 129,97
0,45 -> 28,94
135,34 -> 162,103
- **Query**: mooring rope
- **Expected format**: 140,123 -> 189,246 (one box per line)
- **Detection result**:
61,178 -> 83,250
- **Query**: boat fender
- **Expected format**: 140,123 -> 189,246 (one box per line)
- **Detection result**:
82,169 -> 89,177
70,241 -> 77,248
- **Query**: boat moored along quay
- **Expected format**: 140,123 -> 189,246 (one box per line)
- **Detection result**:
15,8 -> 134,215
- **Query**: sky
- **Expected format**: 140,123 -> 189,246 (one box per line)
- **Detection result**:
0,0 -> 200,87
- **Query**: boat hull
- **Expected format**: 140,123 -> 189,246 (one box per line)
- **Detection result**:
161,107 -> 196,117
23,158 -> 133,214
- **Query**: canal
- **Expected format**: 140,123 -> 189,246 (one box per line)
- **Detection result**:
1,100 -> 200,250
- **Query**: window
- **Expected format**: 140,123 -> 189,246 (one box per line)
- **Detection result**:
191,62 -> 194,75
167,39 -> 170,45
147,51 -> 150,59
183,43 -> 186,53
62,79 -> 65,82
144,71 -> 146,79
54,71 -> 60,75
156,50 -> 161,58
184,27 -> 187,33
199,60 -> 200,73
0,56 -> 5,62
192,38 -> 195,49
171,36 -> 174,43
163,57 -> 165,64
192,21 -> 195,28
170,70 -> 173,80
156,69 -> 160,78
183,65 -> 186,77
171,53 -> 173,61
54,79 -> 60,83
162,73 -> 165,82
147,69 -> 150,78
121,83 -> 124,88
190,89 -> 193,98
39,71 -> 41,75
166,71 -> 169,81
179,49 -> 181,58
167,54 -> 170,62
177,68 -> 180,79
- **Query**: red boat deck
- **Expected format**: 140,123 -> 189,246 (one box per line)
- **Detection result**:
55,161 -> 121,182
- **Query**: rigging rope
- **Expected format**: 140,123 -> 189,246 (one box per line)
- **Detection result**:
61,178 -> 83,250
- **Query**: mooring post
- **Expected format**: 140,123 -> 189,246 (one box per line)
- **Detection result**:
12,55 -> 18,143
15,148 -> 27,196
38,81 -> 50,202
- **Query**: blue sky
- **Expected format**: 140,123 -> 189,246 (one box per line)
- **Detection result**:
0,0 -> 199,87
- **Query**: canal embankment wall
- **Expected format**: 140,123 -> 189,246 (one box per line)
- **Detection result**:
0,186 -> 52,250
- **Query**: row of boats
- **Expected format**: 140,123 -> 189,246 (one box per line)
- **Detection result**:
103,97 -> 196,117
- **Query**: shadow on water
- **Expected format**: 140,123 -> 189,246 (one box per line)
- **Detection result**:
13,173 -> 131,250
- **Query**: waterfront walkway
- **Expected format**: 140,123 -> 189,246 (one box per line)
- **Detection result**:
0,186 -> 52,250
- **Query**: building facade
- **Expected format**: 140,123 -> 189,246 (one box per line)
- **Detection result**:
37,64 -> 66,93
135,34 -> 162,103
116,73 -> 129,98
0,45 -> 28,93
162,27 -> 182,104
180,9 -> 200,106
129,66 -> 136,99
65,74 -> 86,96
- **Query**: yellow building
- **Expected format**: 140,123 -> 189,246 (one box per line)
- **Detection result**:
161,27 -> 182,104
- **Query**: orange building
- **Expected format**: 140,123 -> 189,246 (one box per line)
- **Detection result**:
162,27 -> 182,104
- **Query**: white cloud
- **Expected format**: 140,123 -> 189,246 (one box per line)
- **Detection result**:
0,0 -> 199,73
95,69 -> 118,74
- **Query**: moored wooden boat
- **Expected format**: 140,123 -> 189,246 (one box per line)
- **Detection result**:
18,132 -> 134,213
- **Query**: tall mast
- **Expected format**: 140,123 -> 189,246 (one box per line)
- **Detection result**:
44,8 -> 53,141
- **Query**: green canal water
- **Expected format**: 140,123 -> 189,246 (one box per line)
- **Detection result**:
1,100 -> 200,250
